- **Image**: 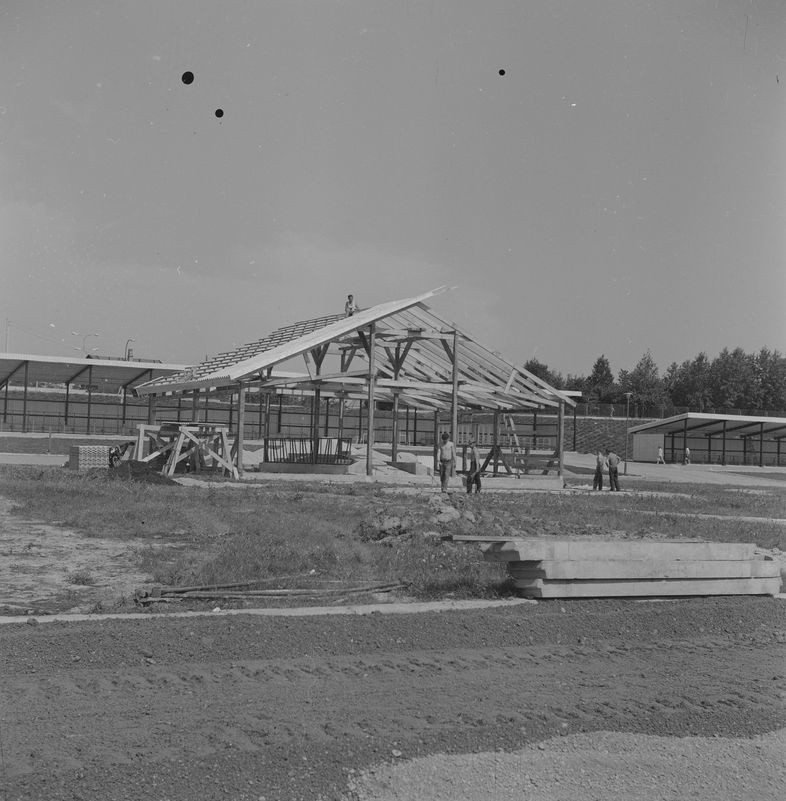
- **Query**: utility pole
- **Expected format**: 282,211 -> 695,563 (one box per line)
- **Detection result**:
624,392 -> 633,475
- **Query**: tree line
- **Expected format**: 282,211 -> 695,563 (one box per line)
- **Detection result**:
523,347 -> 786,415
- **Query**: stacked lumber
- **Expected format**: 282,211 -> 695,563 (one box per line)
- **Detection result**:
477,538 -> 782,598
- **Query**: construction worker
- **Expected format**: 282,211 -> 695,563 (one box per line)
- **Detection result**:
606,448 -> 621,491
466,435 -> 482,494
438,432 -> 456,493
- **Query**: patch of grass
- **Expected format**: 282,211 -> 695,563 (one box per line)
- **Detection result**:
66,570 -> 95,585
0,465 -> 783,602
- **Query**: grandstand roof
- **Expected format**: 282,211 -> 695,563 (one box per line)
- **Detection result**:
0,353 -> 188,395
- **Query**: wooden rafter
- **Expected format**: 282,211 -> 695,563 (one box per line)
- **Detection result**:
132,287 -> 573,413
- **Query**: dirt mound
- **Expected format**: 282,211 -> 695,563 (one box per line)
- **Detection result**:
109,460 -> 179,485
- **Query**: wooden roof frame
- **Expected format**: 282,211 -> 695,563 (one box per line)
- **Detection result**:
135,287 -> 574,413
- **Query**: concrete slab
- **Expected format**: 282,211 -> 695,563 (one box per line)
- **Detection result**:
507,559 -> 782,580
481,539 -> 758,563
0,453 -> 68,466
515,577 -> 782,598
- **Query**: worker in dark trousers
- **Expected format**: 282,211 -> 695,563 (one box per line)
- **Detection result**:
593,449 -> 606,490
466,436 -> 482,494
606,448 -> 621,491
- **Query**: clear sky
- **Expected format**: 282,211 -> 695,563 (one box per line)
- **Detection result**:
1,1 -> 784,379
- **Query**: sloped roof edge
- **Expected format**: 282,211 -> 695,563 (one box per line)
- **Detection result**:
135,287 -> 447,395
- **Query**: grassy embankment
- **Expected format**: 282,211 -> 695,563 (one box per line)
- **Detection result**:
0,465 -> 784,604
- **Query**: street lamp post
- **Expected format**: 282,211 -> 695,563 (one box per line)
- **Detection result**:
624,392 -> 633,475
72,331 -> 99,354
124,338 -> 136,360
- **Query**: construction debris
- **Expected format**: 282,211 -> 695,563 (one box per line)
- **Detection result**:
134,580 -> 406,605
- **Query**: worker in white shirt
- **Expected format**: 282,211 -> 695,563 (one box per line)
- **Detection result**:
438,432 -> 456,493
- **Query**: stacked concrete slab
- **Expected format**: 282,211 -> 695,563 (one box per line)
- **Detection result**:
478,538 -> 782,598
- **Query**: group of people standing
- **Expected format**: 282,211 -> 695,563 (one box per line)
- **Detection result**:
593,448 -> 622,491
438,432 -> 481,494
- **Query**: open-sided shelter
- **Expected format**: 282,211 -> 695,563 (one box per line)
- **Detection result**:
0,353 -> 188,432
629,412 -> 786,466
134,288 -> 575,476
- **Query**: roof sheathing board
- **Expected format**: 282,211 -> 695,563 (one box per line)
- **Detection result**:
220,289 -> 446,383
135,288 -> 446,395
140,313 -> 347,389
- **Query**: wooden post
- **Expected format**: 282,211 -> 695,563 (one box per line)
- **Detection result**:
451,329 -> 459,443
433,409 -> 439,472
572,405 -> 577,451
337,396 -> 345,441
366,323 -> 376,476
277,394 -> 283,433
263,392 -> 271,463
262,393 -> 271,463
323,397 -> 330,436
257,389 -> 264,438
557,400 -> 565,477
310,343 -> 329,463
147,394 -> 157,425
492,410 -> 499,476
64,382 -> 70,425
122,386 -> 128,425
191,389 -> 200,423
236,381 -> 246,477
2,379 -> 8,423
311,388 -> 321,464
391,392 -> 400,463
413,407 -> 418,444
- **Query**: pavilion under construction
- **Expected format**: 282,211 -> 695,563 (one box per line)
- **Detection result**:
133,287 -> 575,478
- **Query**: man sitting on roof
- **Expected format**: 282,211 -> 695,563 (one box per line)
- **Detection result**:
344,294 -> 359,316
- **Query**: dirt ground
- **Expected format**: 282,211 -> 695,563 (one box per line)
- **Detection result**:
0,463 -> 784,800
0,498 -> 174,615
0,598 -> 784,800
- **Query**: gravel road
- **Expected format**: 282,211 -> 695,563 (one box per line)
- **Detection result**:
1,596 -> 784,800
